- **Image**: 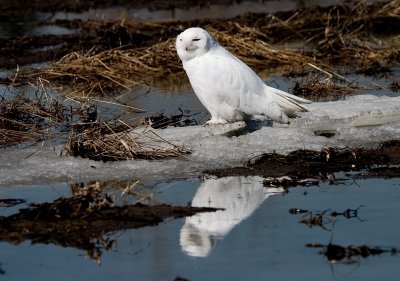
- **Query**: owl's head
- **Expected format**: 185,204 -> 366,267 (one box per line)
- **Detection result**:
176,27 -> 215,62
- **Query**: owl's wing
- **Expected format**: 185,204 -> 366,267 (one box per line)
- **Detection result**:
191,46 -> 285,119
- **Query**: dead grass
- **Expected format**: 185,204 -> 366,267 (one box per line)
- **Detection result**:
0,81 -> 72,147
30,0 -> 400,98
37,38 -> 181,97
63,119 -> 189,161
0,89 -> 190,159
292,74 -> 359,102
38,30 -> 312,97
0,79 -> 188,160
209,28 -> 310,69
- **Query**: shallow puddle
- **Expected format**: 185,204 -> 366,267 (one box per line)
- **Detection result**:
0,174 -> 400,280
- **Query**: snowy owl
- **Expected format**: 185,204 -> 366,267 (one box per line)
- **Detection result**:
176,27 -> 311,124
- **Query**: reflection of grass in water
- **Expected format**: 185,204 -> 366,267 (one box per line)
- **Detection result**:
0,188 -> 219,264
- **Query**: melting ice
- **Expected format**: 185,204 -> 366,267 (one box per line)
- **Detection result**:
0,95 -> 399,186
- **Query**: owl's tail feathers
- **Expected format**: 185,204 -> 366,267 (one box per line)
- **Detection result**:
269,87 -> 311,118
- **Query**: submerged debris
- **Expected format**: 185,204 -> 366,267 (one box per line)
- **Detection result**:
144,108 -> 200,129
264,176 -> 319,188
0,199 -> 26,208
390,80 -> 400,92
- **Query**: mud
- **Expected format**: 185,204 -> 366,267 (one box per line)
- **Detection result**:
0,193 -> 219,261
209,140 -> 400,186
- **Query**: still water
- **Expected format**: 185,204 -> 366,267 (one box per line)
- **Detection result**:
1,174 -> 399,280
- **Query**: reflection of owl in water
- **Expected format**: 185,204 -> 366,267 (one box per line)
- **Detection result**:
180,176 -> 283,257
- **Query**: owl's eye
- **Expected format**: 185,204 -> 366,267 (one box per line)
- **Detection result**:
192,38 -> 200,42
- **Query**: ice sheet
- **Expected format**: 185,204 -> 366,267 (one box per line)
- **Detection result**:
1,95 -> 400,186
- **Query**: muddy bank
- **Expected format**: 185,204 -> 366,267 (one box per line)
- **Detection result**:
209,140 -> 400,186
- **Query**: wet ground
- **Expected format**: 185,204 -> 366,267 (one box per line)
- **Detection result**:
1,0 -> 400,280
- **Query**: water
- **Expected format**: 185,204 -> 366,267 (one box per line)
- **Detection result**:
0,174 -> 399,280
0,0 -> 339,38
50,0 -> 338,23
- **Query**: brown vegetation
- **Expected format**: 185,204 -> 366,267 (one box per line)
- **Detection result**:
0,81 -> 189,160
0,81 -> 72,147
63,119 -> 189,161
1,0 -> 398,98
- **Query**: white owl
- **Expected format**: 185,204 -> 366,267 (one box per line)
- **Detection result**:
176,27 -> 311,125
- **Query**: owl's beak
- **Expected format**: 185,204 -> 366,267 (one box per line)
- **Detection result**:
185,44 -> 198,52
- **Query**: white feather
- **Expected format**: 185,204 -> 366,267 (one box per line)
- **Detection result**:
176,27 -> 311,124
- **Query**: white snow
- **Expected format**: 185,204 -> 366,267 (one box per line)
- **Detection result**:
1,95 -> 400,186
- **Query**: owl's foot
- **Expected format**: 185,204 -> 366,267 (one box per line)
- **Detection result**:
204,118 -> 228,126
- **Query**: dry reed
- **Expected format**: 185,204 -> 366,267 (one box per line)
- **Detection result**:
292,74 -> 359,101
0,84 -> 72,147
63,120 -> 189,161
38,29 -> 313,97
1,79 -> 189,159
